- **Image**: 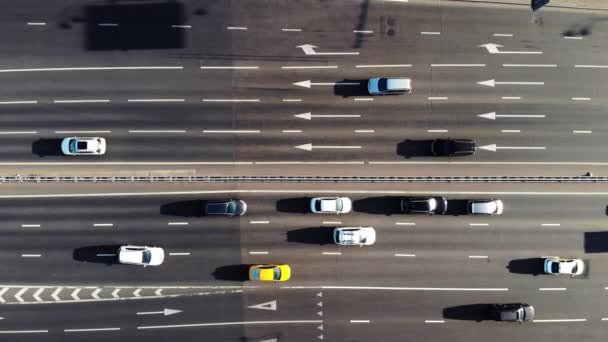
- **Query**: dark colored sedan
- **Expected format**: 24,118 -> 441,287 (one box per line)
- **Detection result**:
431,139 -> 476,156
492,303 -> 534,322
400,197 -> 448,215
204,199 -> 247,216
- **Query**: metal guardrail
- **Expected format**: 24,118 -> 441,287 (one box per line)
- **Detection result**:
2,175 -> 607,183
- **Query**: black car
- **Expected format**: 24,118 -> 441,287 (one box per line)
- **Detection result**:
431,139 -> 476,156
204,199 -> 247,216
400,197 -> 448,215
492,303 -> 534,322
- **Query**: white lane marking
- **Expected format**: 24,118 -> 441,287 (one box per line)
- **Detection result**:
282,99 -> 302,102
202,99 -> 260,102
355,64 -> 412,68
541,223 -> 560,227
479,43 -> 541,55
282,28 -> 302,32
502,64 -> 557,68
354,98 -> 373,101
250,221 -> 270,224
0,131 -> 37,134
112,289 -> 120,298
394,254 -> 416,257
427,129 -> 448,133
481,144 -> 546,152
21,254 -> 41,257
128,130 -> 186,133
65,328 -> 121,332
71,288 -> 80,300
96,253 -> 116,257
56,131 -> 111,134
478,80 -> 544,87
322,221 -> 342,225
33,288 -> 44,302
155,289 -> 163,296
350,320 -> 370,323
169,252 -> 191,256
575,65 -> 608,68
27,22 -> 46,26
133,289 -> 142,297
91,288 -> 101,299
501,130 -> 521,133
294,80 -> 359,88
0,288 -> 7,303
421,31 -> 440,35
428,97 -> 448,100
355,130 -> 375,133
395,222 -> 416,226
0,101 -> 37,104
21,224 -> 40,228
295,143 -> 362,151
564,36 -> 583,40
384,0 -> 409,2
138,320 -> 323,330
15,288 -> 27,302
202,130 -> 260,134
294,113 -> 361,120
53,99 -> 110,103
98,23 -> 118,27
281,66 -> 338,69
249,251 -> 269,255
168,222 -> 188,226
171,25 -> 191,28
572,97 -> 590,101
227,26 -> 247,30
501,97 -> 521,100
533,319 -> 586,323
282,286 -> 508,291
573,130 -> 592,134
469,223 -> 489,226
431,64 -> 485,67
93,223 -> 113,227
425,320 -> 445,323
0,330 -> 48,333
127,99 -> 185,102
282,130 -> 302,133
256,161 -> 364,165
51,288 -> 61,301
353,30 -> 373,34
322,252 -> 341,255
493,33 -> 513,37
539,288 -> 567,291
200,66 -> 259,70
478,112 -> 545,120
468,255 -> 488,259
0,66 -> 182,72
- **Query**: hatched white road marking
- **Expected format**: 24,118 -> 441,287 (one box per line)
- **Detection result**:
71,289 -> 80,300
51,288 -> 62,301
33,288 -> 44,302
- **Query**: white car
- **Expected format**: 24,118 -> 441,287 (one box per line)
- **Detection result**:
367,77 -> 412,95
118,245 -> 165,266
61,137 -> 106,155
467,199 -> 503,215
310,197 -> 352,214
333,227 -> 376,246
544,257 -> 584,276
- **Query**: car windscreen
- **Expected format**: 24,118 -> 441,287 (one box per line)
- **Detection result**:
378,78 -> 388,91
551,263 -> 560,273
273,267 -> 281,280
315,202 -> 322,211
142,250 -> 151,264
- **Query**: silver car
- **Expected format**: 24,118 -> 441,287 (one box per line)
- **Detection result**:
333,227 -> 376,246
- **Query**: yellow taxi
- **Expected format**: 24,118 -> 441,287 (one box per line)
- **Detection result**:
249,264 -> 291,281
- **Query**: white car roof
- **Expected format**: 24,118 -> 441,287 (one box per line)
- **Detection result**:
472,200 -> 502,214
386,78 -> 411,90
337,227 -> 376,245
320,199 -> 338,212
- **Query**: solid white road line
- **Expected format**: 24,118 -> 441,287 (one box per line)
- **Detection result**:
250,221 -> 270,224
202,99 -> 260,102
501,130 -> 521,133
53,99 -> 110,103
169,252 -> 191,256
0,101 -> 37,104
573,130 -> 592,134
468,255 -> 488,259
65,328 -> 120,332
200,66 -> 259,70
350,320 -> 370,323
428,97 -> 447,100
0,66 -> 182,72
501,97 -> 521,100
427,129 -> 448,133
202,130 -> 260,134
541,223 -> 560,227
21,224 -> 40,228
138,320 -> 323,330
249,251 -> 269,255
575,65 -> 608,68
395,222 -> 416,226
281,66 -> 338,69
425,320 -> 445,323
571,97 -> 590,101
322,252 -> 341,255
0,330 -> 48,334
502,64 -> 557,67
286,286 -> 509,291
493,33 -> 513,37
0,131 -> 37,134
282,28 -> 302,32
539,288 -> 567,291
27,22 -> 46,26
394,254 -> 416,257
533,319 -> 586,323
93,223 -> 113,227
128,130 -> 186,133
56,131 -> 111,134
168,222 -> 188,226
355,64 -> 412,68
431,64 -> 485,67
127,99 -> 185,102
421,32 -> 440,35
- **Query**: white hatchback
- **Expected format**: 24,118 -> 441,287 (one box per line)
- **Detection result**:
118,245 -> 165,267
467,199 -> 503,215
544,257 -> 584,276
61,137 -> 106,155
310,197 -> 352,214
333,227 -> 376,246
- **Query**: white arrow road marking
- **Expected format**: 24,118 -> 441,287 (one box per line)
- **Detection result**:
293,80 -> 360,88
134,289 -> 142,297
248,300 -> 277,311
33,288 -> 44,302
0,288 -> 8,303
478,112 -> 546,120
479,144 -> 546,152
296,44 -> 359,55
71,289 -> 80,300
479,43 -> 542,54
51,288 -> 62,301
15,288 -> 28,302
137,308 -> 182,316
294,112 -> 361,120
295,144 -> 362,151
91,288 -> 101,300
477,79 -> 544,87
112,289 -> 120,298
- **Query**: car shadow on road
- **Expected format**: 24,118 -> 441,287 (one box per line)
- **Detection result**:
396,140 -> 434,158
276,197 -> 310,214
506,258 -> 545,276
585,231 -> 608,253
287,227 -> 333,245
333,79 -> 369,97
32,139 -> 64,157
353,197 -> 401,215
443,304 -> 493,322
212,264 -> 252,281
73,245 -> 121,265
160,200 -> 205,217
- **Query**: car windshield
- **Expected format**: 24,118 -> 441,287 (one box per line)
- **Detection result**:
273,267 -> 281,280
69,140 -> 79,152
378,78 -> 388,91
142,250 -> 151,264
315,201 -> 322,211
335,199 -> 343,211
226,201 -> 236,214
551,263 -> 560,273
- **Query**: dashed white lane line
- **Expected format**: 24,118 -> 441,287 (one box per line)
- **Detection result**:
355,130 -> 375,133
138,320 -> 324,330
541,223 -> 561,227
0,131 -> 37,134
168,222 -> 188,226
425,320 -> 445,323
539,288 -> 567,291
0,330 -> 48,334
202,99 -> 260,102
469,223 -> 489,227
0,101 -> 37,104
533,319 -> 586,323
575,65 -> 608,68
353,30 -> 373,34
202,130 -> 261,134
169,252 -> 191,256
21,224 -> 40,228
21,254 -> 41,257
0,66 -> 182,72
250,221 -> 270,224
127,99 -> 185,102
354,98 -> 374,101
431,64 -> 485,67
283,286 -> 508,291
427,129 -> 448,133
384,0 -> 409,2
355,64 -> 412,68
282,130 -> 302,133
502,96 -> 521,100
56,131 -> 111,134
282,99 -> 302,102
572,97 -> 591,101
322,252 -> 341,255
171,25 -> 191,29
249,251 -> 269,255
227,26 -> 247,30
421,31 -> 440,35
322,221 -> 342,225
573,130 -> 592,134
200,66 -> 259,70
65,328 -> 121,332
502,64 -> 557,68
93,223 -> 114,228
564,36 -> 583,40
428,97 -> 448,100
96,253 -> 116,257
501,130 -> 521,133
468,255 -> 488,259
98,23 -> 118,27
493,33 -> 513,37
350,320 -> 370,323
53,99 -> 111,103
395,222 -> 416,226
394,254 -> 416,257
26,22 -> 46,26
281,66 -> 338,69
282,28 -> 302,32
128,130 -> 187,133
